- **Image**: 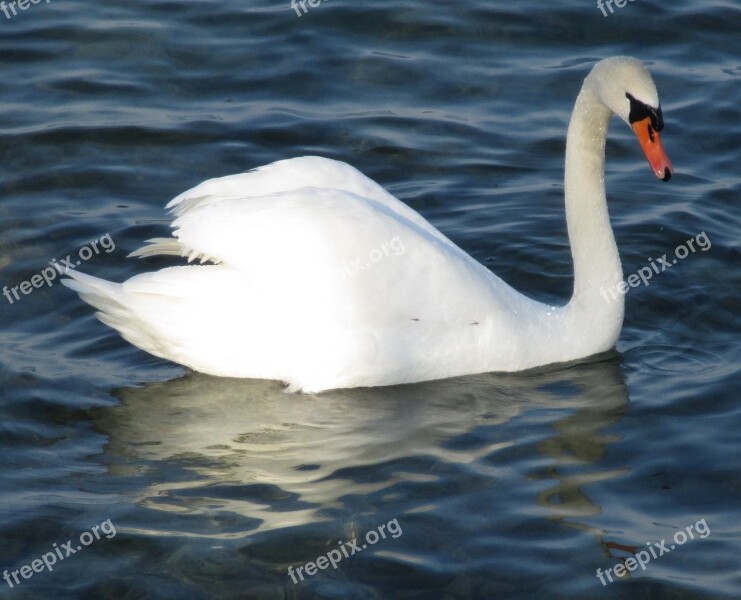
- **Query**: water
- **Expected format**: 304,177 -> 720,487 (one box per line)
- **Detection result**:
0,1 -> 739,598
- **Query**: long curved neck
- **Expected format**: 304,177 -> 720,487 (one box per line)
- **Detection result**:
562,82 -> 624,351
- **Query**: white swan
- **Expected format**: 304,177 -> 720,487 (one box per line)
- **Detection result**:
63,57 -> 672,393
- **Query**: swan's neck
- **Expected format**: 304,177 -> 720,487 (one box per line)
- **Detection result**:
562,83 -> 624,348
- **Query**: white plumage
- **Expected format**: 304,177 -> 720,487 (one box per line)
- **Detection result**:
64,57 -> 672,392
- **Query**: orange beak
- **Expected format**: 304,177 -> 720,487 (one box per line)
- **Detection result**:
632,116 -> 672,181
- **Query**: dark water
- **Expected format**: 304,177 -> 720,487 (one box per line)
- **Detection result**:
0,1 -> 739,598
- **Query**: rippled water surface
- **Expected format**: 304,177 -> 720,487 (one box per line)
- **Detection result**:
0,1 -> 739,598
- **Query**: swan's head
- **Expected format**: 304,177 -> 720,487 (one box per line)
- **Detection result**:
588,57 -> 673,181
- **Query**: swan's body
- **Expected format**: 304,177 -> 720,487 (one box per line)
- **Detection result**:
64,57 -> 672,392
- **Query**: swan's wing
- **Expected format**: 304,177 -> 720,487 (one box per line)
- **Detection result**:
136,151 -> 533,327
163,184 -> 519,323
170,156 -> 448,239
131,156 -> 451,263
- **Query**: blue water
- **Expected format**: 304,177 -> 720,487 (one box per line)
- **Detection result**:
1,1 -> 739,598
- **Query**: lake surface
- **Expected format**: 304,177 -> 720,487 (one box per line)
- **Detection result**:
0,1 -> 739,598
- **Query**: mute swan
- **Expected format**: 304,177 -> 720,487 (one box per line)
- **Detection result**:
63,57 -> 672,393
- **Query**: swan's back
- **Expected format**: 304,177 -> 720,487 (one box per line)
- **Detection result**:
166,157 -> 449,243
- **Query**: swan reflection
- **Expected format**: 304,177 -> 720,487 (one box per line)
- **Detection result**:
92,356 -> 630,557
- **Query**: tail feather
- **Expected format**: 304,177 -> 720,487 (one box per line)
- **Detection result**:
61,270 -> 124,307
61,270 -> 169,358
